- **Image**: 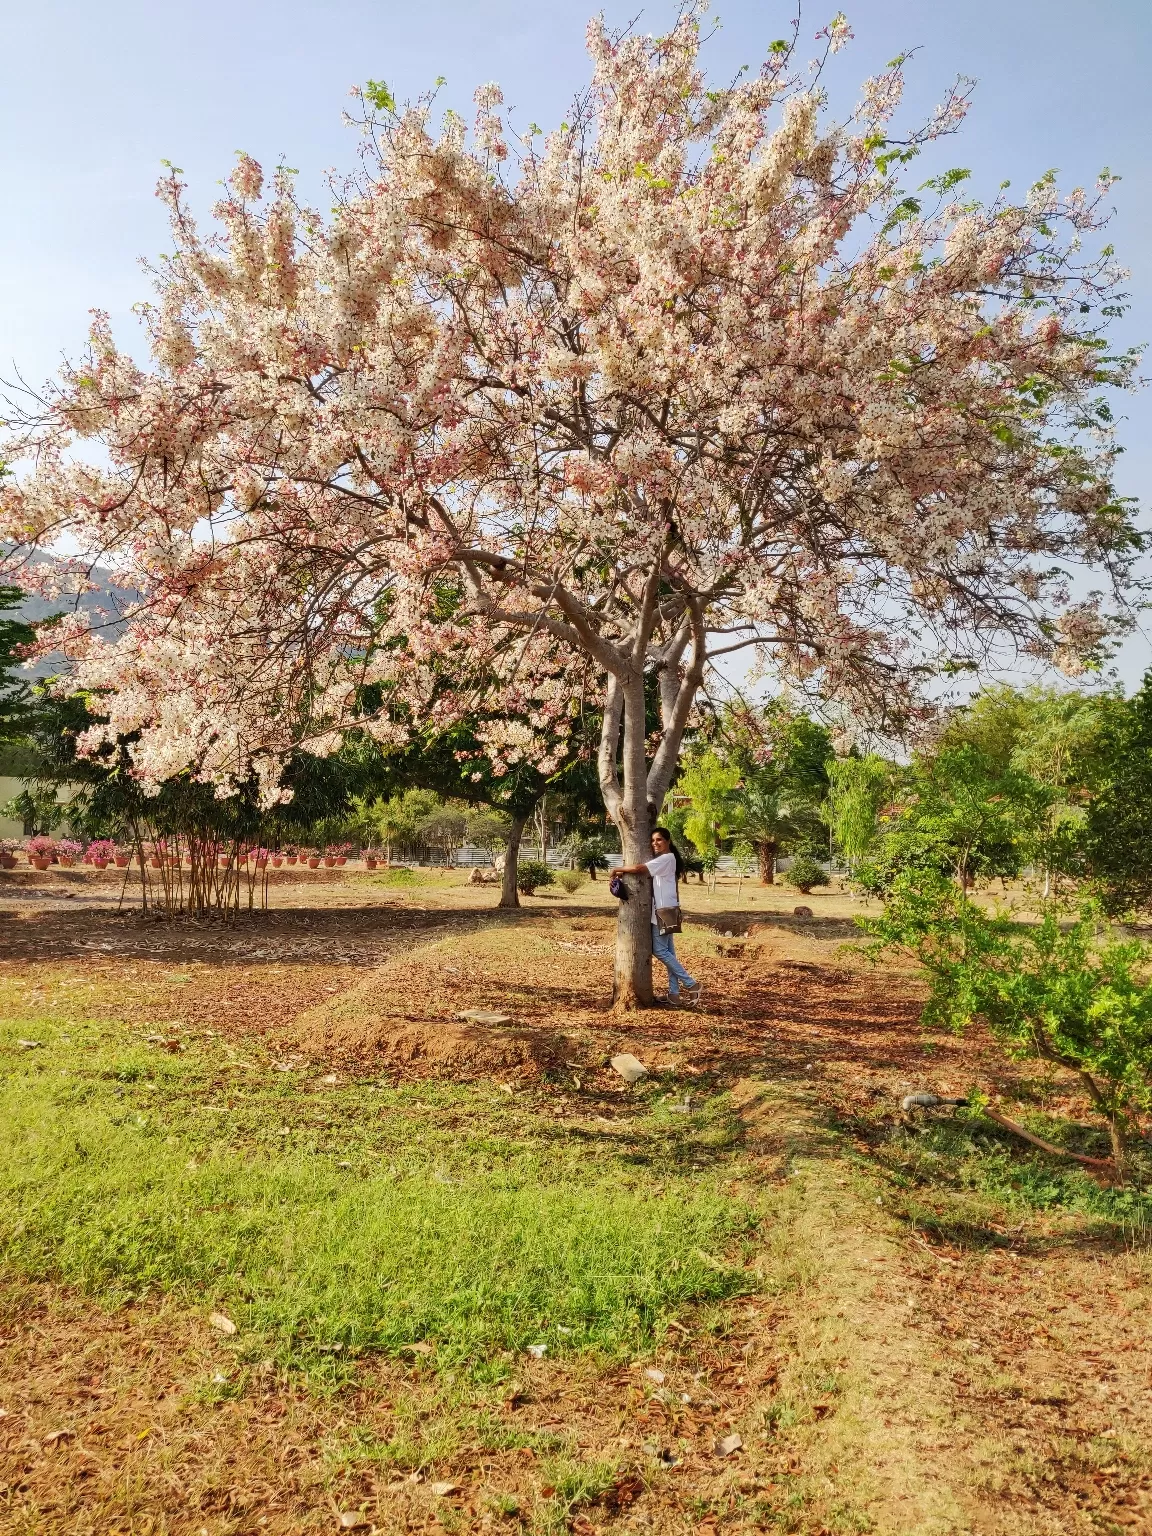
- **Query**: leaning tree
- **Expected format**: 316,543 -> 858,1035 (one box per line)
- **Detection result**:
0,7 -> 1141,1003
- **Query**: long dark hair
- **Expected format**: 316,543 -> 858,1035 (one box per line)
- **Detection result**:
652,827 -> 686,880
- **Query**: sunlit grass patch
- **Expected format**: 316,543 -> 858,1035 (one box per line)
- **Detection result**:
0,1016 -> 760,1375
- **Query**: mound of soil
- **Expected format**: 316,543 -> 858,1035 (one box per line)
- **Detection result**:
293,1005 -> 565,1080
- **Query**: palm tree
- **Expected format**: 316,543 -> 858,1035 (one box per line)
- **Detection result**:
735,779 -> 799,885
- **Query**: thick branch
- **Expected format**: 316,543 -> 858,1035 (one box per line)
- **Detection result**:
646,597 -> 707,808
597,674 -> 624,824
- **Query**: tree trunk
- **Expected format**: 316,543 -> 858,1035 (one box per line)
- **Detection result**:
757,839 -> 776,884
1109,1115 -> 1127,1178
611,685 -> 654,1009
498,813 -> 527,909
613,838 -> 653,1008
535,796 -> 549,863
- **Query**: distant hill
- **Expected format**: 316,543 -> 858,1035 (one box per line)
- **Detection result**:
9,556 -> 131,680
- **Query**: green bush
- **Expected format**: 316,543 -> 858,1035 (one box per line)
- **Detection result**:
556,869 -> 585,895
517,859 -> 555,895
784,854 -> 829,893
861,867 -> 1152,1164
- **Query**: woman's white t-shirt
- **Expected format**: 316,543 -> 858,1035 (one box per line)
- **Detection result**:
645,851 -> 678,921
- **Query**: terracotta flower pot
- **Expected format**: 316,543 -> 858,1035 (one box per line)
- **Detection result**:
308,856 -> 320,869
0,854 -> 14,869
31,857 -> 50,871
114,855 -> 130,868
286,854 -> 298,866
92,859 -> 108,870
150,857 -> 163,869
59,856 -> 75,867
323,856 -> 336,867
336,855 -> 347,866
271,855 -> 283,867
365,858 -> 378,870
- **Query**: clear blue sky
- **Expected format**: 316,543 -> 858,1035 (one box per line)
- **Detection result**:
2,0 -> 1149,682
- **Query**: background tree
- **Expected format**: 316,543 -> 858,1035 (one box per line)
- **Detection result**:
679,751 -> 741,879
1084,671 -> 1152,916
2,10 -> 1140,1003
859,743 -> 1044,895
717,701 -> 832,882
940,684 -> 1113,897
825,754 -> 895,872
353,702 -> 604,907
559,830 -> 613,880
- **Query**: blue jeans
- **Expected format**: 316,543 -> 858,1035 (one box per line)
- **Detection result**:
651,923 -> 697,997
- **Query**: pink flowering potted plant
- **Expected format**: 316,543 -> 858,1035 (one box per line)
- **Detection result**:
284,844 -> 298,866
332,840 -> 352,867
306,848 -> 321,869
252,846 -> 270,869
114,845 -> 133,868
0,838 -> 20,870
364,847 -> 381,871
87,838 -> 115,870
270,850 -> 284,867
57,837 -> 83,868
27,835 -> 56,871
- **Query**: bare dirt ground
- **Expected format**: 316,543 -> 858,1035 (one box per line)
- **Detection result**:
1,868 -> 1149,1534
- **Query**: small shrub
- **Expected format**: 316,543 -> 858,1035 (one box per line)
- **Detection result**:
862,868 -> 1152,1163
566,834 -> 610,877
556,870 -> 585,895
517,860 -> 555,895
784,854 -> 829,893
374,867 -> 418,886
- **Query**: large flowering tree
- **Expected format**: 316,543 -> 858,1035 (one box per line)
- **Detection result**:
1,9 -> 1141,1003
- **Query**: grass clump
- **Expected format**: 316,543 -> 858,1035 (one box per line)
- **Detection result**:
876,1112 -> 1152,1245
0,1017 -> 759,1374
368,866 -> 421,886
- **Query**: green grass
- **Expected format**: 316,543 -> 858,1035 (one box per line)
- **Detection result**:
366,865 -> 423,886
871,1111 -> 1152,1246
0,1016 -> 760,1375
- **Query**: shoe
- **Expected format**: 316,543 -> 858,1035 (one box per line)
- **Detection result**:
681,984 -> 704,1006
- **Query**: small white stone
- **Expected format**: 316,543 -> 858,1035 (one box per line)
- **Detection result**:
610,1053 -> 648,1084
